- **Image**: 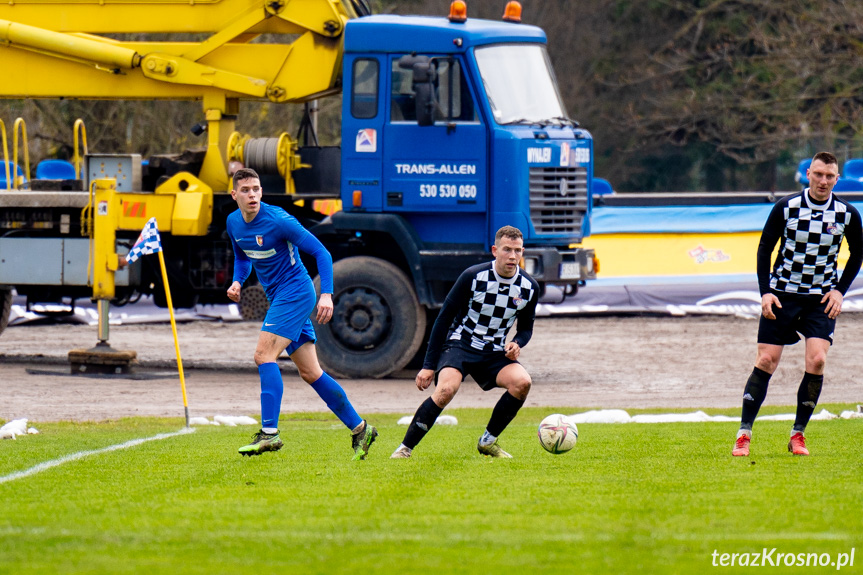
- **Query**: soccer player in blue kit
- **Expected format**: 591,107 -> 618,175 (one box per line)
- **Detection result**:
226,168 -> 378,460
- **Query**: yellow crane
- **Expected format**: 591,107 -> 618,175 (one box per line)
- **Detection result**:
0,0 -> 367,371
0,2 -> 601,380
0,0 -> 365,191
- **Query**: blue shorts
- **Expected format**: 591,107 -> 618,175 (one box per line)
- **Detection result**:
261,281 -> 318,355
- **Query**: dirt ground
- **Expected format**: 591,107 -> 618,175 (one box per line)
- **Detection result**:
1,314 -> 862,422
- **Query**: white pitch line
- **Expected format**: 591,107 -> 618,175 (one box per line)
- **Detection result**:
0,427 -> 195,485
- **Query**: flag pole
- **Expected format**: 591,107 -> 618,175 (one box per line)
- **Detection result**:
156,249 -> 190,428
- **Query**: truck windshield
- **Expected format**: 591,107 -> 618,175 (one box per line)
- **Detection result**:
474,44 -> 570,126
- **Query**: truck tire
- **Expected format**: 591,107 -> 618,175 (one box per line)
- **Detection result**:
240,284 -> 270,322
315,257 -> 426,379
0,288 -> 11,335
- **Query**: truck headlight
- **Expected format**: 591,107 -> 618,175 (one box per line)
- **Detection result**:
521,256 -> 539,276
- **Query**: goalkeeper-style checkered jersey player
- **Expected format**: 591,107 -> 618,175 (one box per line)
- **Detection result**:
731,151 -> 863,458
391,225 -> 540,459
226,168 -> 377,460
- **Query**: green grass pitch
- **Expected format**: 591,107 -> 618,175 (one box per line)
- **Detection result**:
1,405 -> 861,574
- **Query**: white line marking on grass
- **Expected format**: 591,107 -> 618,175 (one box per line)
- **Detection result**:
671,532 -> 849,542
0,427 -> 195,485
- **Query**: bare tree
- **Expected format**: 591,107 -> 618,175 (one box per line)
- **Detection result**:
8,0 -> 862,192
592,0 -> 863,188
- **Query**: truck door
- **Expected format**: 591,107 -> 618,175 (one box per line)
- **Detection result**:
382,55 -> 487,245
341,56 -> 385,212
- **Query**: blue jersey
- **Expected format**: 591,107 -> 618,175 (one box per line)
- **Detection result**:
227,202 -> 334,299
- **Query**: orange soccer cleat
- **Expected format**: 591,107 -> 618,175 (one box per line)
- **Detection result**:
732,433 -> 751,457
788,432 -> 810,456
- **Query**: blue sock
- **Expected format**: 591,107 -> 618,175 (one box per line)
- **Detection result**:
258,363 -> 284,430
310,372 -> 362,430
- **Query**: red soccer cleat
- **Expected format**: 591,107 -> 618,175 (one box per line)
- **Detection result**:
732,433 -> 751,457
788,432 -> 810,456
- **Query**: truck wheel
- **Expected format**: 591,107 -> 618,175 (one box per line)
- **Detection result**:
0,288 -> 11,335
240,284 -> 270,322
315,257 -> 426,379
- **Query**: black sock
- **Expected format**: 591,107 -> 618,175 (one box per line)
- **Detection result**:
402,397 -> 443,449
793,372 -> 823,433
486,392 -> 526,438
740,367 -> 771,431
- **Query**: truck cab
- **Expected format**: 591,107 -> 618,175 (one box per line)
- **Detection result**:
309,11 -> 596,376
336,14 -> 596,304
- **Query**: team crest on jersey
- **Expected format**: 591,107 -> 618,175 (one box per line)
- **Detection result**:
256,235 -> 264,246
826,223 -> 840,235
513,296 -> 523,305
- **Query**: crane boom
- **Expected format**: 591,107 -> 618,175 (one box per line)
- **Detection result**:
0,0 -> 359,188
0,0 -> 352,103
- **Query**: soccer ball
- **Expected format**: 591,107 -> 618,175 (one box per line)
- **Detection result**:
537,414 -> 578,454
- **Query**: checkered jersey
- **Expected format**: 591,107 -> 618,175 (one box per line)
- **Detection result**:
762,191 -> 862,295
422,261 -> 539,370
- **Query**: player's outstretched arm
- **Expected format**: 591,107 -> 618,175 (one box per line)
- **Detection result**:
421,269 -> 473,371
821,289 -> 843,319
835,205 -> 863,296
227,281 -> 243,303
761,293 -> 781,320
415,368 -> 435,390
512,276 -> 540,349
504,341 -> 521,360
756,200 -> 786,296
316,292 -> 334,324
295,234 -> 334,294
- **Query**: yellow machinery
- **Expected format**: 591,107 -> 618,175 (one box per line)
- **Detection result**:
0,0 -> 365,369
0,0 -> 361,193
0,2 -> 599,379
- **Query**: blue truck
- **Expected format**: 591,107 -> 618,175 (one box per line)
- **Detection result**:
312,13 -> 598,376
0,2 -> 596,378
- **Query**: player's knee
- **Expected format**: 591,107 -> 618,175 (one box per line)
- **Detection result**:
296,364 -> 323,383
434,384 -> 458,406
807,352 -> 827,373
510,375 -> 531,400
755,353 -> 779,373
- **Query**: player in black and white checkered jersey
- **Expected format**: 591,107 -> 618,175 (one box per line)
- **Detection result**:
769,193 -> 856,294
448,262 -> 537,352
391,226 -> 540,459
732,151 -> 863,458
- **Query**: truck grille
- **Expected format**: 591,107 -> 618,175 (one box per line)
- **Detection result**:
528,167 -> 589,235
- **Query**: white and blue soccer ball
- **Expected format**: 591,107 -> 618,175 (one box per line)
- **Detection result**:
538,414 -> 578,454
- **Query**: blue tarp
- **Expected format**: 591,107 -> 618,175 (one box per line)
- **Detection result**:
591,202 -> 863,234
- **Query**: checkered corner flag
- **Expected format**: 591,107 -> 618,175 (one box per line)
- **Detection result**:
124,215 -> 190,427
126,217 -> 162,263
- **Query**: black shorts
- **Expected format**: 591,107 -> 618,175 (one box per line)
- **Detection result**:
758,292 -> 835,346
435,342 -> 518,391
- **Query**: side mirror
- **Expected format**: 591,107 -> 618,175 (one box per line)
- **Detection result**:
398,54 -> 427,71
413,62 -> 438,127
396,54 -> 439,127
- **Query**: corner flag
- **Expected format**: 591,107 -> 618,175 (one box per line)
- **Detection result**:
126,216 -> 190,427
126,217 -> 162,263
